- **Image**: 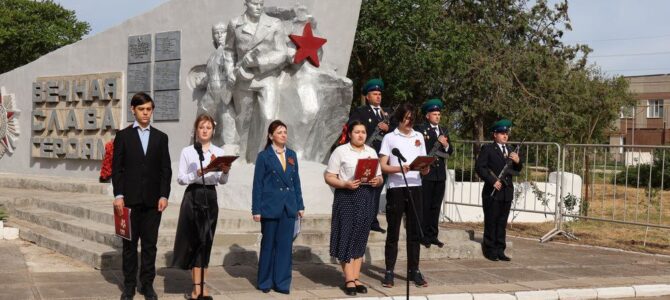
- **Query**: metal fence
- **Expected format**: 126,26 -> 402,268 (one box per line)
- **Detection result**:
440,140 -> 670,243
442,140 -> 561,221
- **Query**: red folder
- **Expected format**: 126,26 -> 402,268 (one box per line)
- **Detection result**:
204,155 -> 239,172
354,158 -> 379,184
114,207 -> 132,241
409,156 -> 436,171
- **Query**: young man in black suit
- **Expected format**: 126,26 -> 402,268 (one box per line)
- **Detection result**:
112,92 -> 172,300
415,99 -> 453,248
348,78 -> 390,233
474,119 -> 522,262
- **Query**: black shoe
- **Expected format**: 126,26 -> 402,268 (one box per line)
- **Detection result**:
410,270 -> 428,287
430,238 -> 445,248
138,284 -> 157,300
381,270 -> 394,288
120,285 -> 135,300
498,253 -> 511,261
273,288 -> 290,295
354,279 -> 367,294
370,225 -> 386,234
420,238 -> 432,248
484,253 -> 499,261
343,280 -> 357,296
261,288 -> 271,293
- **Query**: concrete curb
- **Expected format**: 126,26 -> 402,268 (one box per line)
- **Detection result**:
333,284 -> 670,300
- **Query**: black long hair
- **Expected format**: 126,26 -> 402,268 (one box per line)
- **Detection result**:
393,102 -> 416,127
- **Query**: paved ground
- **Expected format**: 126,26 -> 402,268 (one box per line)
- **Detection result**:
2,233 -> 670,300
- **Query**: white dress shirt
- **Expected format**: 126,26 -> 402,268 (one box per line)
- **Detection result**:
326,143 -> 381,181
177,144 -> 229,185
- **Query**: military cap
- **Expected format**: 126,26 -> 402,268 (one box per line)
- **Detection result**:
491,119 -> 512,133
361,78 -> 384,95
421,98 -> 444,114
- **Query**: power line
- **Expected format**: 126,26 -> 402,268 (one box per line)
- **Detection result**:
565,33 -> 670,44
591,51 -> 670,58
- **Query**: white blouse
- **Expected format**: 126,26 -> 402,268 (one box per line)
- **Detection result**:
177,144 -> 229,185
326,143 -> 381,182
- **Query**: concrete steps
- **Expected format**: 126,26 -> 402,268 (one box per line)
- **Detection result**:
1,183 -> 486,270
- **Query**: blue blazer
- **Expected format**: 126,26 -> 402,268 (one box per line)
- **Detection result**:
252,146 -> 305,218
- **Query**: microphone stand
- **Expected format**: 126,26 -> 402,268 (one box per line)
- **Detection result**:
393,153 -> 425,300
196,151 -> 209,300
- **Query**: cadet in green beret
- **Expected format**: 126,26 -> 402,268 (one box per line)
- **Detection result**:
348,78 -> 391,233
414,98 -> 453,248
474,119 -> 523,261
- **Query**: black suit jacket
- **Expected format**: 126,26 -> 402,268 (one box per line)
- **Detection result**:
415,123 -> 453,181
348,105 -> 391,152
112,125 -> 172,207
475,142 -> 523,202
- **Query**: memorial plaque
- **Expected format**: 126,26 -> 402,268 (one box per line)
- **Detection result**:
153,90 -> 180,121
153,60 -> 180,91
128,34 -> 152,64
155,31 -> 181,61
127,63 -> 151,92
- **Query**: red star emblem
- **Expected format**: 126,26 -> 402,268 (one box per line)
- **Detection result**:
289,22 -> 327,67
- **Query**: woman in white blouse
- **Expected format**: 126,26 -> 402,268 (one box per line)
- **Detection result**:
172,113 -> 231,300
324,120 -> 383,296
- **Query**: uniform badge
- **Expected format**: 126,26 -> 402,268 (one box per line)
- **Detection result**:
287,157 -> 295,166
415,139 -> 421,147
368,118 -> 372,123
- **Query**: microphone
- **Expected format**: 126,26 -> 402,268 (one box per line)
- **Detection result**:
194,141 -> 205,162
391,148 -> 406,163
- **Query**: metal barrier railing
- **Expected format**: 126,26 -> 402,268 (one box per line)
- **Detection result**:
543,144 -> 670,241
441,140 -> 562,224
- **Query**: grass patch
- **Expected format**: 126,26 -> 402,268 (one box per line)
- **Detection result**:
0,205 -> 7,221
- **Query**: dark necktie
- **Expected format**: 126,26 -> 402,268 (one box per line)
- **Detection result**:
373,108 -> 380,120
502,145 -> 507,157
432,126 -> 439,136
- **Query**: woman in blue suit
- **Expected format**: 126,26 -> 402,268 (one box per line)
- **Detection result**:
252,120 -> 305,294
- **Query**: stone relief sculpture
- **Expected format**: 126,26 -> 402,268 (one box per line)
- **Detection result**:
194,23 -> 239,147
192,0 -> 352,163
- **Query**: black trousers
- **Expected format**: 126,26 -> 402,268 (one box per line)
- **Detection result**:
481,195 -> 512,257
122,204 -> 162,288
421,180 -> 445,240
384,186 -> 423,271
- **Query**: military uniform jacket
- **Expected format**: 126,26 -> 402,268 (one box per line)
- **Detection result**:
348,105 -> 392,153
416,122 -> 453,181
475,142 -> 523,201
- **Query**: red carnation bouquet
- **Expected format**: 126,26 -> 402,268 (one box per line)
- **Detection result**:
99,140 -> 114,182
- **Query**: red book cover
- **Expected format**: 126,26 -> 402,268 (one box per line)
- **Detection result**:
204,155 -> 239,172
409,156 -> 436,171
114,207 -> 132,241
354,158 -> 379,184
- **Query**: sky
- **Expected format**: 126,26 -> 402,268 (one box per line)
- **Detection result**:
54,0 -> 670,77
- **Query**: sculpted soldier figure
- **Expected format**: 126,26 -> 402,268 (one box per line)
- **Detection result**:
223,0 -> 289,161
196,22 -> 239,147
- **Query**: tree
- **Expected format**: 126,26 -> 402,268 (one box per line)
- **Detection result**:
0,0 -> 90,73
348,0 -> 634,144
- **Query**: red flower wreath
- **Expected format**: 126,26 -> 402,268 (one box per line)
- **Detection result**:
415,139 -> 421,147
99,140 -> 114,182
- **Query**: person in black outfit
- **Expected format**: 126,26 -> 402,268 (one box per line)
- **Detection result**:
415,99 -> 453,248
474,119 -> 523,262
348,78 -> 391,233
112,92 -> 172,300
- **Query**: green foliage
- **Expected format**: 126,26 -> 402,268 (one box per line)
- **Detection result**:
348,0 -> 634,144
562,193 -> 578,214
0,205 -> 7,221
614,150 -> 670,190
0,0 -> 90,73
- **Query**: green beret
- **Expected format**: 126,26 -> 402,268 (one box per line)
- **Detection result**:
421,98 -> 444,114
361,78 -> 384,95
491,119 -> 512,133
